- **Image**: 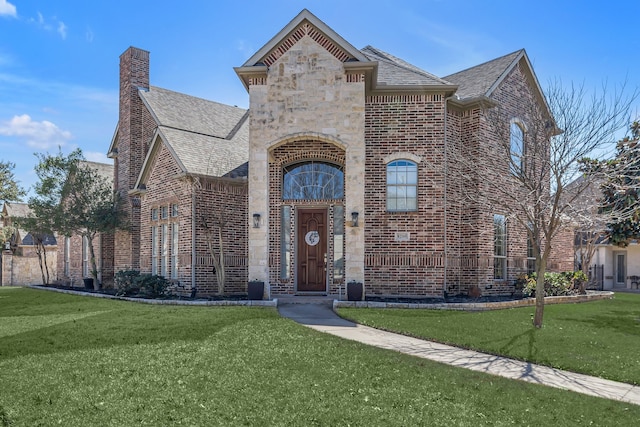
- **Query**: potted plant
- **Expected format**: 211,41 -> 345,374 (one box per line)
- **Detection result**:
347,281 -> 363,301
248,280 -> 264,300
83,277 -> 94,290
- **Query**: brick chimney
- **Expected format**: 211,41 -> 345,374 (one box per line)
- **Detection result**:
113,46 -> 150,271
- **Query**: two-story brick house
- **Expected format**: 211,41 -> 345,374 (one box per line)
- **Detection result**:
99,9 -> 571,299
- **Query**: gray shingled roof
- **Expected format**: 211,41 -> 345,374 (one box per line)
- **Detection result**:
140,86 -> 247,140
361,46 -> 454,87
80,161 -> 113,185
158,118 -> 249,178
443,50 -> 523,100
138,86 -> 249,178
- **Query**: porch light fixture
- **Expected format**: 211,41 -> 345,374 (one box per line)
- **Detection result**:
4,241 -> 10,250
351,211 -> 359,227
253,213 -> 261,228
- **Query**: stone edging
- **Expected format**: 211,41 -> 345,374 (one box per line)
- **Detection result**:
333,291 -> 614,311
27,285 -> 278,307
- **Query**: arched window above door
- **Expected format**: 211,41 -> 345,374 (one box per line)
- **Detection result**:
283,161 -> 344,200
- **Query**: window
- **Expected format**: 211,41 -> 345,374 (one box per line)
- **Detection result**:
387,160 -> 417,211
82,236 -> 89,278
171,223 -> 179,279
161,224 -> 168,277
64,237 -> 70,277
527,227 -> 536,275
151,208 -> 158,221
161,206 -> 168,220
151,226 -> 158,275
283,161 -> 344,200
333,206 -> 344,281
510,121 -> 525,175
494,214 -> 507,280
171,204 -> 179,217
280,206 -> 291,280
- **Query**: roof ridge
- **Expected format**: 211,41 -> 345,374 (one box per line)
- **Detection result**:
443,49 -> 524,79
362,45 -> 452,85
147,85 -> 247,112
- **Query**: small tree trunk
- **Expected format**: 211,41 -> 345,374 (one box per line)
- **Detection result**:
87,234 -> 100,290
41,241 -> 50,284
533,257 -> 548,328
35,243 -> 46,285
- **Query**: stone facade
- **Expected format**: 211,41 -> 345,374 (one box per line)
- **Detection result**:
1,246 -> 57,286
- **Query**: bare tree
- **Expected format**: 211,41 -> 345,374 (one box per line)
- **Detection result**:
455,80 -> 637,328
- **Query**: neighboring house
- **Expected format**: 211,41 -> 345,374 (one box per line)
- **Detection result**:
101,9 -> 574,298
568,176 -> 640,290
1,202 -> 57,286
55,161 -> 115,287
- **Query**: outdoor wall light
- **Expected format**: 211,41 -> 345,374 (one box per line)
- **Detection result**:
253,213 -> 261,228
351,211 -> 359,227
4,241 -> 10,250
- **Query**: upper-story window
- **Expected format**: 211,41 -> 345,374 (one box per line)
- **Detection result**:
283,161 -> 344,200
387,160 -> 417,212
510,120 -> 525,175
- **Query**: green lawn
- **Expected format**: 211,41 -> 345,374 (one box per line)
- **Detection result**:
1,288 -> 638,426
338,292 -> 640,385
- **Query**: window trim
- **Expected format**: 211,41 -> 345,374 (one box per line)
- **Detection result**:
510,118 -> 526,175
386,159 -> 418,212
494,214 -> 507,280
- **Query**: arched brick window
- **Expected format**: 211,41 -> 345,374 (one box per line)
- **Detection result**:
282,161 -> 344,200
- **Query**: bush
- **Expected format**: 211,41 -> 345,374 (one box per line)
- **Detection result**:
522,272 -> 579,298
114,269 -> 141,296
137,274 -> 169,298
114,270 -> 169,298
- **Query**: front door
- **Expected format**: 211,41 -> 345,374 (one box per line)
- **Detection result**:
297,208 -> 327,292
614,252 -> 627,288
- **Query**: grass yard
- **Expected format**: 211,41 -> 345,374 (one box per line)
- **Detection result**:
0,288 -> 638,426
338,292 -> 640,386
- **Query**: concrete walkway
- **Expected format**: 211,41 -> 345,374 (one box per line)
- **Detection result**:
278,301 -> 640,406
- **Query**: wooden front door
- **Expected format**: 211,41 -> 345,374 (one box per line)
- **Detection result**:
297,208 -> 327,292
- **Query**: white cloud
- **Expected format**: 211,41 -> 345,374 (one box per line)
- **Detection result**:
84,151 -> 111,164
0,114 -> 72,149
29,12 -> 68,40
57,21 -> 67,40
86,27 -> 94,43
0,0 -> 17,18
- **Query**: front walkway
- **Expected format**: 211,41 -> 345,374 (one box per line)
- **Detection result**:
278,301 -> 640,406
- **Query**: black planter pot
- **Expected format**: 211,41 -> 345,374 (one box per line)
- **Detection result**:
83,278 -> 94,290
347,281 -> 363,301
248,281 -> 264,300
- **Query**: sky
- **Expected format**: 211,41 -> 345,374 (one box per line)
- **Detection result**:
1,0 -> 639,195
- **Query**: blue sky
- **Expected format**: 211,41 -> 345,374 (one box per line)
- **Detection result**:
1,0 -> 639,194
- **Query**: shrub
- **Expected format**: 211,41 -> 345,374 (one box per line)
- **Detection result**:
522,272 -> 578,298
114,269 -> 141,296
114,270 -> 169,298
137,274 -> 170,298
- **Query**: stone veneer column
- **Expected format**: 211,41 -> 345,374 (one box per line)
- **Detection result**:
1,249 -> 12,286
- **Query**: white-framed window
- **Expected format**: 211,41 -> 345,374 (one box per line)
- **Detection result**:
171,223 -> 178,279
510,120 -> 525,175
151,226 -> 158,275
82,236 -> 89,277
527,229 -> 536,275
64,236 -> 70,277
161,206 -> 168,220
171,204 -> 179,218
386,160 -> 418,212
151,208 -> 158,221
494,214 -> 507,280
161,224 -> 168,277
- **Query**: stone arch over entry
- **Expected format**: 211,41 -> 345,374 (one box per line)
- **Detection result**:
268,138 -> 347,295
